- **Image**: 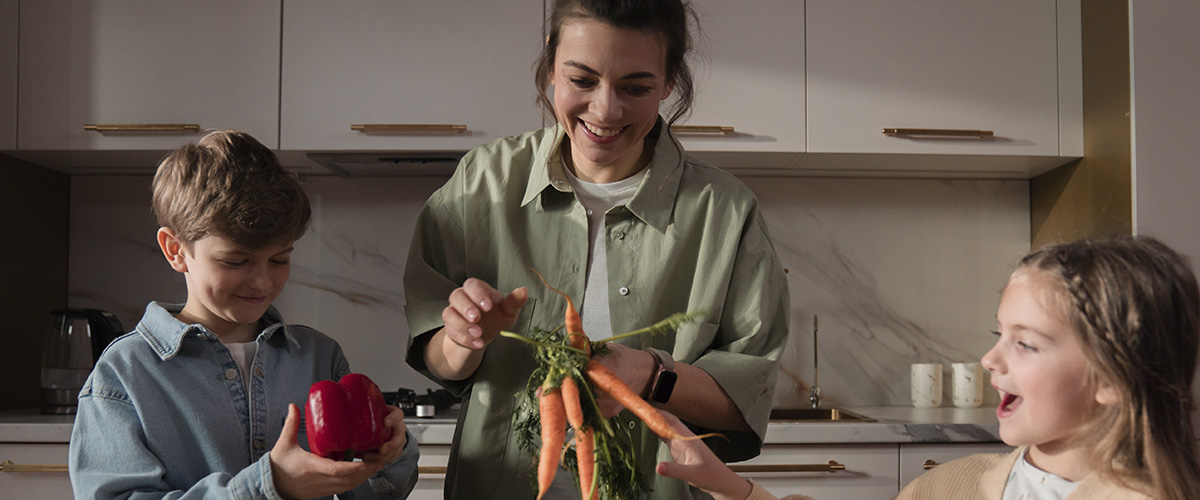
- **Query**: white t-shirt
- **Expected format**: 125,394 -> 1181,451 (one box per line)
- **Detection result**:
1002,449 -> 1080,500
224,341 -> 258,393
563,166 -> 647,340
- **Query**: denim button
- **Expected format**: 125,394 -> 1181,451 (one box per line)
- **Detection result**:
253,439 -> 265,450
618,286 -> 630,296
224,368 -> 238,380
254,367 -> 264,377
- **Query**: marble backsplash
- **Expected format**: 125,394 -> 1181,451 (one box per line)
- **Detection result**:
67,173 -> 1028,408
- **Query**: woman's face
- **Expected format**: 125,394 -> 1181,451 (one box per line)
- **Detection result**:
550,20 -> 674,182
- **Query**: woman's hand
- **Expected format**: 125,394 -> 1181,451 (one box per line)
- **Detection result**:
442,279 -> 527,351
269,404 -> 383,499
654,409 -> 753,500
591,343 -> 657,418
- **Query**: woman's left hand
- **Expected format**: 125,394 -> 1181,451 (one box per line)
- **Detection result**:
591,343 -> 657,418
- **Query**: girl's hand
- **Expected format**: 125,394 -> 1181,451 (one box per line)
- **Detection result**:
654,410 -> 753,500
269,404 -> 382,499
442,279 -> 528,351
355,405 -> 409,465
591,343 -> 657,418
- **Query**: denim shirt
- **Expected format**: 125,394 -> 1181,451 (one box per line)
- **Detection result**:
69,302 -> 419,500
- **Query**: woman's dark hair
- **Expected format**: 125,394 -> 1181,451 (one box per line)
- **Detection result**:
534,0 -> 698,126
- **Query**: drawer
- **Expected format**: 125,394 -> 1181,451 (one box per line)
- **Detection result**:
730,444 -> 899,500
0,442 -> 73,498
899,442 -> 1013,485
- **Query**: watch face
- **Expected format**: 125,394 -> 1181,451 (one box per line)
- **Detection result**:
652,370 -> 678,403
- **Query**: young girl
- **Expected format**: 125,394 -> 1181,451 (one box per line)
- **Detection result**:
658,234 -> 1200,500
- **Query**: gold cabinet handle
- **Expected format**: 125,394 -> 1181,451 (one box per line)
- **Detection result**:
882,128 -> 994,137
417,466 -> 447,474
670,124 -> 735,134
351,124 -> 468,133
83,123 -> 202,133
0,460 -> 69,473
922,459 -> 940,470
729,460 -> 846,473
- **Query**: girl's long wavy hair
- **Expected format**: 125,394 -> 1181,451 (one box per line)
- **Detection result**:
534,0 -> 698,127
1015,234 -> 1200,500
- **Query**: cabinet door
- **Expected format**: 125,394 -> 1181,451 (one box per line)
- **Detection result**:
730,444 -> 899,500
673,0 -> 804,154
0,443 -> 73,498
18,0 -> 281,150
280,1 -> 544,151
899,442 -> 1013,487
806,0 -> 1060,156
0,0 -> 15,150
407,444 -> 448,500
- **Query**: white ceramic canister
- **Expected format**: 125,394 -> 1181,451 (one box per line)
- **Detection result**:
910,363 -> 943,408
952,362 -> 983,408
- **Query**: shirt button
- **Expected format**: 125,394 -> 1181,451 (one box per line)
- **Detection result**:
224,368 -> 238,380
254,367 -> 264,378
253,439 -> 265,450
615,231 -> 625,240
618,286 -> 630,296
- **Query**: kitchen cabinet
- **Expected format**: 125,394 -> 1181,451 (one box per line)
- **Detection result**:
0,443 -> 73,498
408,444 -> 448,500
672,0 -> 805,155
279,1 -> 545,153
899,442 -> 1013,487
732,444 -> 899,499
0,0 -> 16,150
17,0 -> 281,150
805,0 -> 1080,159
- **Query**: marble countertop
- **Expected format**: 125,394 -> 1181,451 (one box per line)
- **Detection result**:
1,406 -> 1001,446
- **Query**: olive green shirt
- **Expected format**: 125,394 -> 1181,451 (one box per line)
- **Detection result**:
404,120 -> 790,500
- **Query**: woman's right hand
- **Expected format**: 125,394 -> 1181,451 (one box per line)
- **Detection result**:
441,278 -> 528,350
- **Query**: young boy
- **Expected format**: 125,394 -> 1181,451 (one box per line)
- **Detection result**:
68,130 -> 418,499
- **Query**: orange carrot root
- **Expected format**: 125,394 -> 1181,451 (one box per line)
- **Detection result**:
585,360 -> 721,442
537,386 -> 566,500
529,267 -> 589,353
560,377 -> 597,500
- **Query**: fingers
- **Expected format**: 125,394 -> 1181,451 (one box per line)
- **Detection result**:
278,404 -> 300,450
499,287 -> 528,316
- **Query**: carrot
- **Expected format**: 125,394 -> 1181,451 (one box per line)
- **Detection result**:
530,267 -> 589,354
585,360 -> 717,442
537,385 -> 567,500
560,377 -> 597,500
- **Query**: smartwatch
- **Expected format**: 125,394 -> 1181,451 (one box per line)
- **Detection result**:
646,348 -> 677,404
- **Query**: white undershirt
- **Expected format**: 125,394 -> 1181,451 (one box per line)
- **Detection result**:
1001,449 -> 1080,500
224,341 -> 258,393
563,166 -> 646,340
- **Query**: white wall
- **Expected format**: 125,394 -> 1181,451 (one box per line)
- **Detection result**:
1128,1 -> 1200,437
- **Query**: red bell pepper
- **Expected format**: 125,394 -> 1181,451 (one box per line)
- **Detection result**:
305,373 -> 393,461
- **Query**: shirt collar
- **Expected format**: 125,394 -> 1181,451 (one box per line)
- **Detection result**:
136,301 -> 300,361
521,117 -> 684,234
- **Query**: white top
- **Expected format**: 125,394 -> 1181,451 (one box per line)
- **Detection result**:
223,341 -> 258,393
1001,449 -> 1079,500
564,166 -> 647,340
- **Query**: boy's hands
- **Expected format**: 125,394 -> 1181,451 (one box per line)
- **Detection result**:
269,404 -> 386,499
655,410 -> 754,500
354,405 -> 410,465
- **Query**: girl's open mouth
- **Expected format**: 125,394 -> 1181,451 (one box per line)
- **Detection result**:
997,390 -> 1021,418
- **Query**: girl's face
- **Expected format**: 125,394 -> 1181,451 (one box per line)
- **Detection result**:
167,232 -> 293,341
549,20 -> 674,182
981,272 -> 1102,469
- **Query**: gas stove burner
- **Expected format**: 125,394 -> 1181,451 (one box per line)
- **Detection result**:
384,388 -> 461,418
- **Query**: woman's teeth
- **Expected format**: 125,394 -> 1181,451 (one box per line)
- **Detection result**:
583,121 -> 621,137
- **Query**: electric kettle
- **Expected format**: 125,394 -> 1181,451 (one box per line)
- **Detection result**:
40,308 -> 124,414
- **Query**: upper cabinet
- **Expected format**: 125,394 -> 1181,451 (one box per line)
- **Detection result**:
673,0 -> 805,154
17,1 -> 281,150
0,0 -> 16,150
805,0 -> 1080,158
279,1 -> 545,152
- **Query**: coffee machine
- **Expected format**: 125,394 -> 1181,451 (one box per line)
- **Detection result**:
41,309 -> 124,414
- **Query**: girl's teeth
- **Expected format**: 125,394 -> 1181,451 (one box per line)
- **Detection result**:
583,122 -> 619,137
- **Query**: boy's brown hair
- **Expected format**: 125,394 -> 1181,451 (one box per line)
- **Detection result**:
151,129 -> 310,249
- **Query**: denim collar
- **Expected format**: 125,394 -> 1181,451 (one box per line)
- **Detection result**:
136,301 -> 300,361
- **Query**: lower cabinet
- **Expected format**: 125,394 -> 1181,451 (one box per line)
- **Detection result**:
0,442 -> 73,498
409,444 -> 450,500
731,444 -> 900,500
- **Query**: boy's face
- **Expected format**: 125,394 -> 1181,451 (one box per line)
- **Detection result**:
981,273 -> 1100,470
161,231 -> 293,340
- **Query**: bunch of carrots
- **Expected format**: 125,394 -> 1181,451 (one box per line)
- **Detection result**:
503,270 -> 715,500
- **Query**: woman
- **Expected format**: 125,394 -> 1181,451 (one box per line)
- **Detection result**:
403,1 -> 790,498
